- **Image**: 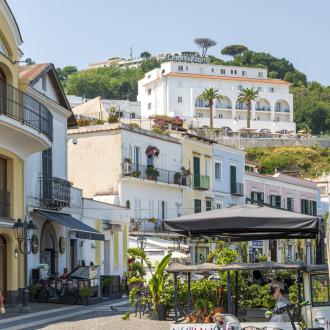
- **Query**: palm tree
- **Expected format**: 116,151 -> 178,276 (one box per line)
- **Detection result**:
198,88 -> 223,129
237,87 -> 259,129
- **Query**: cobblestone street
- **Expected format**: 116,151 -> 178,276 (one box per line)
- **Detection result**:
42,315 -> 171,330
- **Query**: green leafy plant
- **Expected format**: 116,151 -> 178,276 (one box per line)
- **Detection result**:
132,170 -> 141,178
148,217 -> 157,224
79,287 -> 93,298
128,123 -> 140,128
108,107 -> 119,123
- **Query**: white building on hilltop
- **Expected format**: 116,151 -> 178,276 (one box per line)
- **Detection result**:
138,61 -> 295,132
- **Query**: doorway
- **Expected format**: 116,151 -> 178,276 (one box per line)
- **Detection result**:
40,222 -> 57,276
0,235 -> 7,298
70,239 -> 77,271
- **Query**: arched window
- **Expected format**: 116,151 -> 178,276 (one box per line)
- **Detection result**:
126,200 -> 130,209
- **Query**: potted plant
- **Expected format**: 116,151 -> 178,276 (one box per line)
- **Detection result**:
174,172 -> 181,184
79,286 -> 93,305
132,170 -> 141,178
214,286 -> 225,313
146,165 -> 159,180
102,277 -> 113,295
181,167 -> 191,186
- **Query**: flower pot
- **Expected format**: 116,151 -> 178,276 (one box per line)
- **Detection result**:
148,303 -> 167,321
214,306 -> 225,314
203,316 -> 211,323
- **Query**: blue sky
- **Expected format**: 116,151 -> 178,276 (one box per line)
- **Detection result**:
8,0 -> 330,85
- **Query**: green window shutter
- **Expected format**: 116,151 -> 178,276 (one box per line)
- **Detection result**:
230,165 -> 237,193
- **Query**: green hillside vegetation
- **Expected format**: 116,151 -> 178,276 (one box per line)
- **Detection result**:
57,44 -> 330,133
246,146 -> 330,178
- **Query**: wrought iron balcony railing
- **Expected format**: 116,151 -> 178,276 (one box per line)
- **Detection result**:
231,182 -> 244,196
0,189 -> 10,218
0,79 -> 53,141
122,163 -> 191,186
193,174 -> 210,190
40,177 -> 71,210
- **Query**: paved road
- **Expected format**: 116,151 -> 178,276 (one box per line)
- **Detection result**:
0,299 -> 132,330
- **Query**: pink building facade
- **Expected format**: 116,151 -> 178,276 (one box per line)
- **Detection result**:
244,172 -> 320,263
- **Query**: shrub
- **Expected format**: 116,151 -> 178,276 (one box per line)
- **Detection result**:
79,287 -> 93,298
128,123 -> 140,128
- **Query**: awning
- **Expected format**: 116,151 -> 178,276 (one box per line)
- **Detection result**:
34,210 -> 105,241
164,204 -> 319,240
145,146 -> 159,157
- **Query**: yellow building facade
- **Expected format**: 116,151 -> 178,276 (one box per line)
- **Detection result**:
0,0 -> 52,304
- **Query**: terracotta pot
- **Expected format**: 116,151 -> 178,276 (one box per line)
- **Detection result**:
214,306 -> 225,314
203,316 -> 211,323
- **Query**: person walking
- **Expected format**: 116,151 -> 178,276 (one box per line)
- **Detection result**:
0,289 -> 5,314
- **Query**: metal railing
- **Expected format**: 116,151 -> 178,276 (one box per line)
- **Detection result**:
40,177 -> 71,209
255,106 -> 271,112
122,163 -> 191,186
0,79 -> 53,141
231,182 -> 244,196
0,189 -> 10,218
275,108 -> 290,113
193,174 -> 210,190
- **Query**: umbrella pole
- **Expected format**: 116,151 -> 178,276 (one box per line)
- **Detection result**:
235,271 -> 238,316
297,270 -> 301,322
187,272 -> 191,317
227,270 -> 231,314
174,273 -> 178,323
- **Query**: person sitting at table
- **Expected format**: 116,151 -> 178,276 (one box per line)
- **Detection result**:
60,268 -> 69,280
0,289 -> 5,314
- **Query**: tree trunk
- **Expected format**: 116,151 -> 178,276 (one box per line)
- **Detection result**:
247,102 -> 251,128
209,100 -> 213,129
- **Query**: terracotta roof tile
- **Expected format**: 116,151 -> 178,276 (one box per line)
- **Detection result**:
19,63 -> 51,82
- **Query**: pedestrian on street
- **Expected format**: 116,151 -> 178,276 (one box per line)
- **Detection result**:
0,289 -> 5,314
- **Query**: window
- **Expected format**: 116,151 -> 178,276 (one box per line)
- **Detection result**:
231,69 -> 237,75
242,70 -> 247,77
269,87 -> 275,93
311,274 -> 330,306
230,165 -> 237,194
258,72 -> 264,78
220,69 -> 226,75
211,68 -> 214,73
251,191 -> 264,203
205,160 -> 210,177
42,75 -> 47,91
134,146 -> 141,169
194,199 -> 201,213
185,66 -> 189,71
178,65 -> 184,71
216,203 -> 222,209
147,103 -> 151,110
287,197 -> 294,211
178,96 -> 183,103
130,112 -> 136,119
206,200 -> 212,211
147,88 -> 151,95
215,162 -> 222,180
238,85 -> 243,91
257,86 -> 262,92
257,116 -> 260,121
42,148 -> 52,177
238,102 -> 244,109
270,195 -> 281,208
0,158 -> 6,191
161,201 -> 166,220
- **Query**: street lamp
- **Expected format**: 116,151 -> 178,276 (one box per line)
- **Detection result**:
13,216 -> 37,312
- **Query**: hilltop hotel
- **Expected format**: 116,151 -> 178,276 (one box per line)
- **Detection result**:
138,59 -> 295,132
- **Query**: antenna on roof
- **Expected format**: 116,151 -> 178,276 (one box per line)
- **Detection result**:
130,46 -> 133,59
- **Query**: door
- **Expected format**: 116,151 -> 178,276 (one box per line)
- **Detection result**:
42,148 -> 52,199
0,158 -> 8,217
230,165 -> 237,193
70,239 -> 76,271
270,240 -> 277,261
0,235 -> 7,298
193,156 -> 200,187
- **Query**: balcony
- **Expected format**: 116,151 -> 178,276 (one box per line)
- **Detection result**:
0,79 -> 53,158
231,182 -> 244,196
0,190 -> 10,218
275,108 -> 290,113
40,177 -> 71,210
255,106 -> 271,112
122,163 -> 191,186
193,175 -> 210,190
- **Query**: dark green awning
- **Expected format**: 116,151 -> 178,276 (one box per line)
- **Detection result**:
35,210 -> 105,241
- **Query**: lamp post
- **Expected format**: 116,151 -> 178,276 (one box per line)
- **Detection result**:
13,217 -> 37,312
136,234 -> 147,268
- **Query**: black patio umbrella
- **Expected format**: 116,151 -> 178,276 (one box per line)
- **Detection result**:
164,204 -> 319,240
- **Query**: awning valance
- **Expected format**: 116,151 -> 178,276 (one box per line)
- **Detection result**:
34,210 -> 105,241
145,146 -> 159,157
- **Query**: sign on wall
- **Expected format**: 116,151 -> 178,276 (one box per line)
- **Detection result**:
164,55 -> 210,64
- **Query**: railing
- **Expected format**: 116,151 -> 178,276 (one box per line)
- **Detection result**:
275,108 -> 290,113
255,106 -> 271,112
122,163 -> 191,186
0,79 -> 53,141
231,182 -> 244,196
40,177 -> 71,209
193,174 -> 210,190
0,189 -> 10,218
